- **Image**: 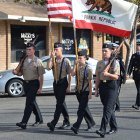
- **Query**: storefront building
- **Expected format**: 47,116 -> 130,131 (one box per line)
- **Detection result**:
0,1 -> 127,71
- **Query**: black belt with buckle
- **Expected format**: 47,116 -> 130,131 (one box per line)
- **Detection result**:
24,79 -> 38,83
100,80 -> 112,83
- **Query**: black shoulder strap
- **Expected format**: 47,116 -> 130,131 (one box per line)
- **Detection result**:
59,57 -> 65,80
81,65 -> 88,92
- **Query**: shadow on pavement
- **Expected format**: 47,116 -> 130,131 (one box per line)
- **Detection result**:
0,123 -> 100,138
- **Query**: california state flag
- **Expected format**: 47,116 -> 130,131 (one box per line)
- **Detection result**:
72,0 -> 138,37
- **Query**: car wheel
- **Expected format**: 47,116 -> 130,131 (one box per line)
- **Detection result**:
6,79 -> 24,97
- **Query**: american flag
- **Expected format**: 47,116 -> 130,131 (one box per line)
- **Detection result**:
46,0 -> 72,18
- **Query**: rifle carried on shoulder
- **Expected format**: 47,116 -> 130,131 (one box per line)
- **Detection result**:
12,51 -> 27,76
104,41 -> 124,72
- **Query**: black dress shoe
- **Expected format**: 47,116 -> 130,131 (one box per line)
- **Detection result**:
106,129 -> 117,135
132,105 -> 139,110
96,130 -> 105,138
32,121 -> 43,126
71,126 -> 78,134
85,126 -> 94,131
16,122 -> 26,129
85,124 -> 96,131
115,107 -> 120,112
47,122 -> 54,131
58,122 -> 70,129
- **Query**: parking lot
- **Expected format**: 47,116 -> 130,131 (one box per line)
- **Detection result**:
0,82 -> 140,140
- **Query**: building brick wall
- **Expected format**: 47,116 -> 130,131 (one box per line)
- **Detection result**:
92,32 -> 104,61
0,21 -> 106,71
47,23 -> 60,54
0,20 -> 129,72
0,21 -> 7,71
6,20 -> 49,71
0,21 -> 67,71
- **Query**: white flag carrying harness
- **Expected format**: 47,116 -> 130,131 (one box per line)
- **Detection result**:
71,0 -> 138,37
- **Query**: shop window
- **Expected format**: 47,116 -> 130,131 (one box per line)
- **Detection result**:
77,29 -> 91,55
11,25 -> 46,62
62,27 -> 75,54
62,27 -> 91,56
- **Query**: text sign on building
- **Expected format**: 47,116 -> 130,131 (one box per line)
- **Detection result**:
21,33 -> 35,44
62,39 -> 74,51
11,25 -> 46,62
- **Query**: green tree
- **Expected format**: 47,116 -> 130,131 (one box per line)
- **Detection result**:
14,0 -> 46,5
128,0 -> 140,5
14,0 -> 140,7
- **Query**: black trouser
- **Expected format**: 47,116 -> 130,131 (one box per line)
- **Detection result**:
73,91 -> 90,130
54,87 -> 69,124
76,92 -> 95,128
51,77 -> 69,126
99,81 -> 118,133
134,79 -> 140,106
115,80 -> 122,110
22,80 -> 43,124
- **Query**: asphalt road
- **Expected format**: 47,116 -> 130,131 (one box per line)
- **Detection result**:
0,81 -> 140,140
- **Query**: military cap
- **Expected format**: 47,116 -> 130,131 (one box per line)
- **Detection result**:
78,49 -> 87,56
102,42 -> 113,49
26,42 -> 36,49
112,43 -> 119,47
78,49 -> 89,60
111,43 -> 119,49
54,42 -> 63,48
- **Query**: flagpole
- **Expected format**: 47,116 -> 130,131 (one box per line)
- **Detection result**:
49,18 -> 57,83
71,0 -> 80,92
73,24 -> 80,92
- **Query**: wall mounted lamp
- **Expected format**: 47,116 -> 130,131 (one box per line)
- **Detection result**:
20,16 -> 26,22
95,32 -> 102,41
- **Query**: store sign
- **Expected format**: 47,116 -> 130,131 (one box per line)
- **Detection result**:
21,33 -> 35,44
62,39 -> 74,50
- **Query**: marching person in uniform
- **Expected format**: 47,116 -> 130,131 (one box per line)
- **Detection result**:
14,42 -> 45,129
112,43 -> 126,112
71,50 -> 95,134
47,42 -> 71,131
95,43 -> 120,137
127,41 -> 140,110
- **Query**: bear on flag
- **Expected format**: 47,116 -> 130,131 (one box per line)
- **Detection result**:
46,0 -> 138,37
71,0 -> 138,37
